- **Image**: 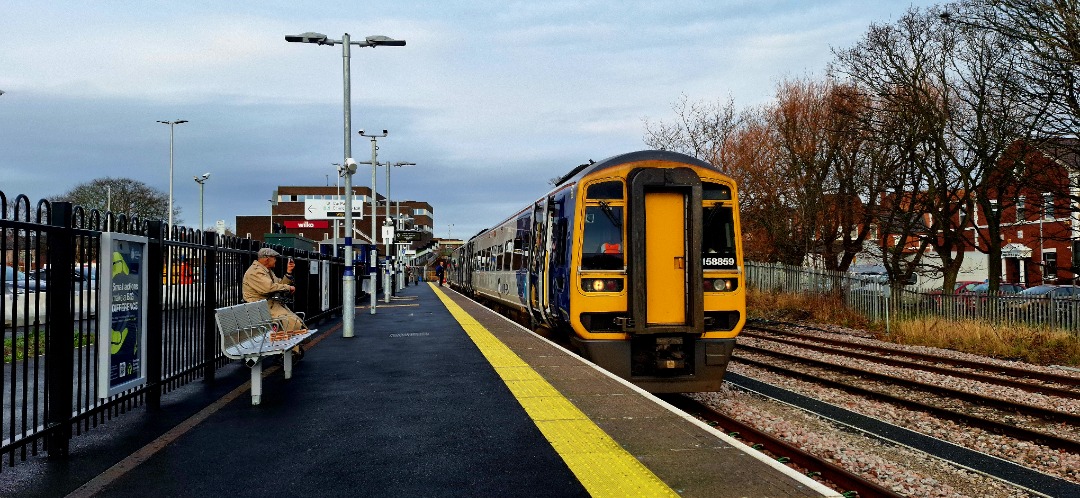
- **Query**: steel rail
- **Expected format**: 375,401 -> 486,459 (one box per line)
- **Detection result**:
733,352 -> 1080,454
742,327 -> 1080,399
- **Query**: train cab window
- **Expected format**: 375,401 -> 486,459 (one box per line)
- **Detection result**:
581,204 -> 624,270
702,206 -> 737,269
586,180 -> 624,200
703,182 -> 732,201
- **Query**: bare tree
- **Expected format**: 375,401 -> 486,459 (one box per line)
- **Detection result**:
643,93 -> 743,169
51,177 -> 179,224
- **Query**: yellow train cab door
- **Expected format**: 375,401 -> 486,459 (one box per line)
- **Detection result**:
645,191 -> 686,325
625,166 -> 704,335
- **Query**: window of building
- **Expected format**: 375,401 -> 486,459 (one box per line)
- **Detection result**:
1016,196 -> 1025,222
1044,252 -> 1057,282
1044,193 -> 1054,219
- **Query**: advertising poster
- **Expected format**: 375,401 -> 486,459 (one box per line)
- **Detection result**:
97,232 -> 150,399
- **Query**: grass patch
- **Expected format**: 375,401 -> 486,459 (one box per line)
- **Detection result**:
746,288 -> 877,331
4,330 -> 95,363
747,288 -> 1080,367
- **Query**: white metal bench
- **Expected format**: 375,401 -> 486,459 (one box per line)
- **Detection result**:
214,300 -> 317,405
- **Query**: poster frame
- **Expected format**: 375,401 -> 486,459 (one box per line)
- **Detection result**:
97,232 -> 150,399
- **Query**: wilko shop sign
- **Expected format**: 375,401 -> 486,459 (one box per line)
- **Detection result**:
284,220 -> 329,229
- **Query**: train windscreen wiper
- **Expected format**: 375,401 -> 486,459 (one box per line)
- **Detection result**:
598,201 -> 622,229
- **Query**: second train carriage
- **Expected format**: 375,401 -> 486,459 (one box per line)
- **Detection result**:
447,150 -> 744,392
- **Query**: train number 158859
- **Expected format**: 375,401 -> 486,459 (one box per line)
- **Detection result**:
702,257 -> 736,268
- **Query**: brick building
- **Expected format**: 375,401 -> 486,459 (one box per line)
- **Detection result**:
235,185 -> 434,254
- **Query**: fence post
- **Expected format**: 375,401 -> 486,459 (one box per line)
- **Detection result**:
203,231 -> 218,382
45,202 -> 74,458
145,220 -> 164,410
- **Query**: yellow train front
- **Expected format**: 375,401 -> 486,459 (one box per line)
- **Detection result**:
449,150 -> 745,393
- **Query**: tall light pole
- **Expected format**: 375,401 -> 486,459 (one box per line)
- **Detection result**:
286,31 -> 405,337
385,161 -> 415,297
332,163 -> 343,256
359,130 -> 387,313
156,119 -> 188,237
193,173 -> 210,232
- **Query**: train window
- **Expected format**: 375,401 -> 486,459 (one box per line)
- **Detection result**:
703,183 -> 732,201
581,205 -> 623,270
554,218 -> 569,266
586,181 -> 624,200
702,206 -> 737,269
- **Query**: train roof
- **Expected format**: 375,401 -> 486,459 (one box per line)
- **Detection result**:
553,150 -> 719,187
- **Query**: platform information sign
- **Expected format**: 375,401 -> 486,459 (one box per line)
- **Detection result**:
305,199 -> 364,220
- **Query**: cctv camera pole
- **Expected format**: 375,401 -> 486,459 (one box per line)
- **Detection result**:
194,173 -> 210,232
340,33 -> 358,337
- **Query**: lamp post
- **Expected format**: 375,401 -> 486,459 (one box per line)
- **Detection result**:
359,130 -> 387,313
332,163 -> 343,256
156,119 -> 188,236
286,31 -> 405,337
193,173 -> 210,232
385,161 -> 415,298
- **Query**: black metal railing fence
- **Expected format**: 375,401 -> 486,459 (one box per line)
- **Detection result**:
1,193 -> 344,469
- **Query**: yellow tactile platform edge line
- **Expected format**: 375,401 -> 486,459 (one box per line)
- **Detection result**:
430,284 -> 677,498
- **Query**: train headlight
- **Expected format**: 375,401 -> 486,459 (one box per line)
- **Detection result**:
582,278 -> 624,292
704,278 -> 737,292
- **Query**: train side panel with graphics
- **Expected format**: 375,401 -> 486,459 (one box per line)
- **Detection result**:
448,150 -> 744,393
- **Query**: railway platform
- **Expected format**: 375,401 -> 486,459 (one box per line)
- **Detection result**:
9,283 -> 838,498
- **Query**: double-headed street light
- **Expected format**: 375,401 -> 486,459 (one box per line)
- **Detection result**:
193,173 -> 210,233
359,129 -> 388,314
286,31 -> 405,337
384,161 -> 415,300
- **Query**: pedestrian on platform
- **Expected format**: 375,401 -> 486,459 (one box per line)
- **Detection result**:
435,260 -> 445,287
243,247 -> 307,358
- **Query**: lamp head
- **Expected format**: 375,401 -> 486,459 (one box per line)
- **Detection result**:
285,32 -> 330,45
365,35 -> 406,47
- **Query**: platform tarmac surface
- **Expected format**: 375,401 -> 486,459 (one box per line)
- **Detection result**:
7,283 -> 837,497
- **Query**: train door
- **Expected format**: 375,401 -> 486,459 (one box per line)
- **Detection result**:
626,167 -> 704,334
528,198 -> 553,324
645,191 -> 686,324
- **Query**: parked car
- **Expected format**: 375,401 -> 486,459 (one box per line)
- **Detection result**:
29,265 -> 96,288
3,267 -> 47,326
1006,284 -> 1080,324
926,280 -> 982,307
968,282 -> 1026,294
3,266 -> 46,293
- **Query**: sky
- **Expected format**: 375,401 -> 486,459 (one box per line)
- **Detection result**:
0,0 -> 940,242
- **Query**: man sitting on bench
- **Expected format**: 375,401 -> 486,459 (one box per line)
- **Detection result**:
243,247 -> 306,359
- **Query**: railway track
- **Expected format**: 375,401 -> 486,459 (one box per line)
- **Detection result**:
716,372 -> 1080,497
743,325 -> 1080,400
661,394 -> 904,498
732,348 -> 1080,454
718,321 -> 1080,495
733,325 -> 1080,449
